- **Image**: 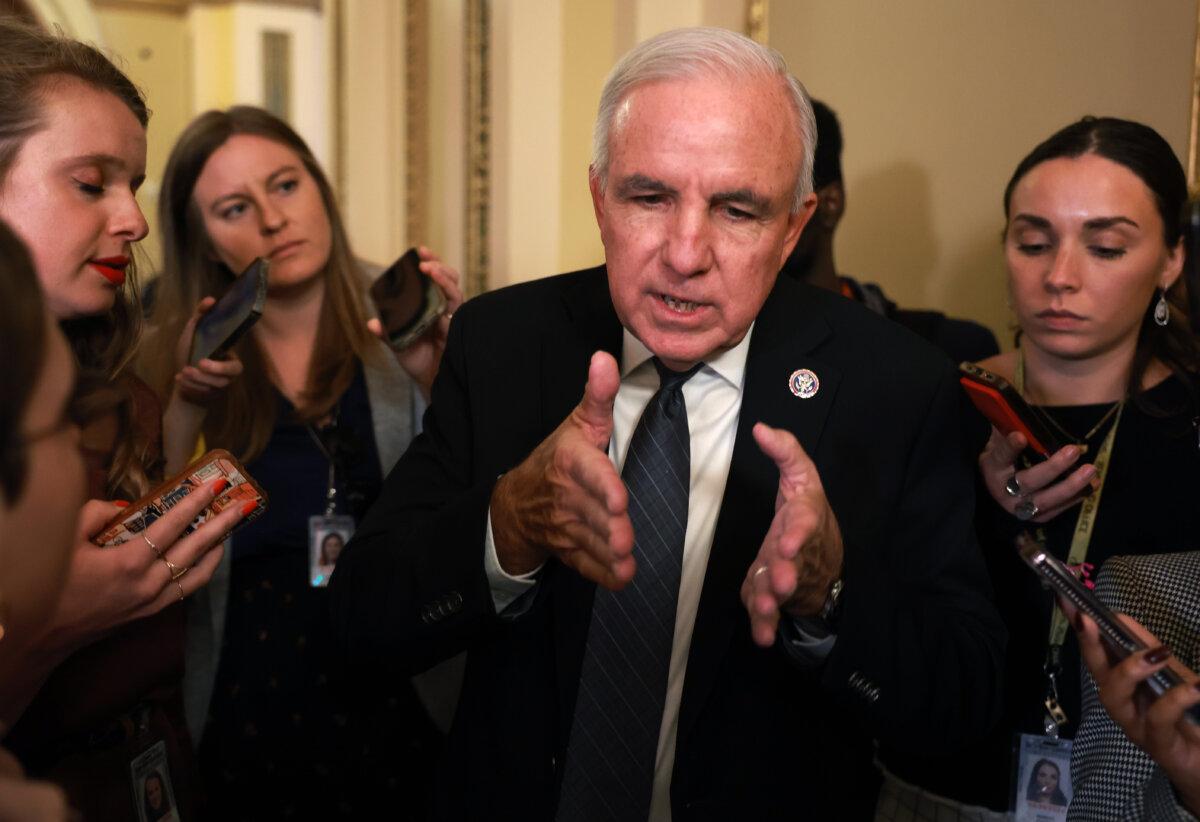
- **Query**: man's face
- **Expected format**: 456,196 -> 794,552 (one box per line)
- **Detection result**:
591,75 -> 816,370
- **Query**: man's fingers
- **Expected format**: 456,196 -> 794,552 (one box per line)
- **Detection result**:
576,351 -> 620,439
752,423 -> 817,491
565,445 -> 628,518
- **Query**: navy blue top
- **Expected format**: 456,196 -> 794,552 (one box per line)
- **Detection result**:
200,364 -> 440,820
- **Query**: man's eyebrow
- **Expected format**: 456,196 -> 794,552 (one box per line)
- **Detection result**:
711,188 -> 770,213
615,174 -> 675,197
1083,215 -> 1139,231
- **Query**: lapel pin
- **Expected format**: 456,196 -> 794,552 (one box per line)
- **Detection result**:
789,368 -> 819,399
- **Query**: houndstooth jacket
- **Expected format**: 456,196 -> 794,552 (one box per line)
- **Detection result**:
1068,551 -> 1200,821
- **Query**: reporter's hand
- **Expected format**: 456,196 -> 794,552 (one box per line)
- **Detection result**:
0,747 -> 76,822
367,246 -> 465,400
740,423 -> 843,647
171,296 -> 244,407
42,478 -> 254,652
1069,604 -> 1200,816
979,427 -> 1097,523
489,351 -> 634,590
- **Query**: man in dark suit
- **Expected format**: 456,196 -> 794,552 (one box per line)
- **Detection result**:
779,99 -> 1000,364
331,27 -> 1004,821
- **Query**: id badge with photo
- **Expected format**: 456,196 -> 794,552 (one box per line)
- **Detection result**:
1011,733 -> 1072,822
309,514 -> 355,587
130,740 -> 180,822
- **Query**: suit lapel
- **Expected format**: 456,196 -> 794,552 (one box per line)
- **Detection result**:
677,278 -> 841,749
541,267 -> 624,751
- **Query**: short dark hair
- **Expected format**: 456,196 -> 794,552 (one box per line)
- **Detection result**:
811,99 -> 842,190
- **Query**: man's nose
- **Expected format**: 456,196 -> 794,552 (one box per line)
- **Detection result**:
662,207 -> 713,277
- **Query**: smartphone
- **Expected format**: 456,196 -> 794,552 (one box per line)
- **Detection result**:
1016,533 -> 1200,725
92,449 -> 268,547
370,248 -> 446,351
959,362 -> 1065,459
190,258 -> 268,365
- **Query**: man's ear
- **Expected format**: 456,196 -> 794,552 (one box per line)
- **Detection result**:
589,167 -> 606,226
779,192 -> 818,265
817,181 -> 845,231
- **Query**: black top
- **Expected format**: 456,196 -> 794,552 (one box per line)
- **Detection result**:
886,372 -> 1200,811
199,365 -> 440,820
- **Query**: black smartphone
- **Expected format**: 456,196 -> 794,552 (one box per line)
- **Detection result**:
1016,533 -> 1200,724
370,248 -> 446,351
190,258 -> 268,365
959,362 -> 1065,459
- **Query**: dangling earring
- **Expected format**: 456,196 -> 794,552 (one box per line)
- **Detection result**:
1154,289 -> 1170,327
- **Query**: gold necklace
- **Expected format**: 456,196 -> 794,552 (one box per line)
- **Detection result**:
1015,351 -> 1125,451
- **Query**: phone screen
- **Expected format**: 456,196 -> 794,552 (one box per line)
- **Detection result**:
191,258 -> 268,364
370,248 -> 446,350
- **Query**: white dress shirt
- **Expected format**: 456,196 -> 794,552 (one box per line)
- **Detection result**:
482,324 -> 830,820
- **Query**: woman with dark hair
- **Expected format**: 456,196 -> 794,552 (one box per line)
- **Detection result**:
1026,758 -> 1068,806
878,117 -> 1200,818
0,19 -> 247,820
141,105 -> 461,819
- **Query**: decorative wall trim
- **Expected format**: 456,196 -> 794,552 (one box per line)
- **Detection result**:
90,0 -> 188,13
1189,0 -> 1200,187
746,0 -> 767,43
404,0 -> 429,247
464,0 -> 490,296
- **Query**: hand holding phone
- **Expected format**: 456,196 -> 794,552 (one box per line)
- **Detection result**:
1016,533 -> 1200,725
959,362 -> 1065,459
370,248 -> 447,351
190,258 -> 268,365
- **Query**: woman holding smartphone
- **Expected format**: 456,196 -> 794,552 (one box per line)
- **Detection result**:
877,117 -> 1200,818
0,20 -> 249,819
142,105 -> 462,819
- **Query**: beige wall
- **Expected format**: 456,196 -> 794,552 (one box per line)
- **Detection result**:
95,4 -> 191,269
771,0 -> 1197,347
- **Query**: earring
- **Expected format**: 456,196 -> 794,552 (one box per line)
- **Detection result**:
1154,289 -> 1170,327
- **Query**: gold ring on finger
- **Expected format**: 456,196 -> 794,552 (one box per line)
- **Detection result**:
143,532 -> 161,557
175,580 -> 185,602
162,556 -> 180,578
171,564 -> 190,582
753,564 -> 769,581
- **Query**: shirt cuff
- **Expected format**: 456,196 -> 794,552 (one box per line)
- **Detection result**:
484,507 -> 542,615
777,614 -> 838,668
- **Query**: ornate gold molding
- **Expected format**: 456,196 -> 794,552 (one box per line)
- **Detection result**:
404,0 -> 429,247
464,0 -> 490,296
1189,0 -> 1200,188
746,0 -> 768,44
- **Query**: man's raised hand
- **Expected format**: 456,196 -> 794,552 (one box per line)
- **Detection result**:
490,351 -> 636,589
740,423 -> 844,647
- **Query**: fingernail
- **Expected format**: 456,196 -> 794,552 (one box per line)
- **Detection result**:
114,500 -> 131,508
241,500 -> 259,516
213,479 -> 230,495
1146,645 -> 1171,665
1062,445 -> 1079,460
1080,464 -> 1097,479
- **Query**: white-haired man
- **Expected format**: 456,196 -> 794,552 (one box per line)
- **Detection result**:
332,27 -> 1004,821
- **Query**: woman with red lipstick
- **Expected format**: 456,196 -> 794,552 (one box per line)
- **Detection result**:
878,118 -> 1200,818
0,20 -> 247,820
142,106 -> 462,819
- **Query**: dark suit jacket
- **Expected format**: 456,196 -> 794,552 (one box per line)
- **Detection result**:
330,266 -> 1006,821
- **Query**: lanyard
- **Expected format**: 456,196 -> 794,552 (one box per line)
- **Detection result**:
305,412 -> 340,518
1015,353 -> 1125,733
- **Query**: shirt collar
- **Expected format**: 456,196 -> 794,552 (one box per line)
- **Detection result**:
620,323 -> 754,389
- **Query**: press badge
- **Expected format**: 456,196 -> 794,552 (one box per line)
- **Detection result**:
309,514 -> 355,587
130,740 -> 180,822
1011,733 -> 1072,822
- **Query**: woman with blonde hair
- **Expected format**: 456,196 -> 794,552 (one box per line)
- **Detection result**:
0,19 -> 247,820
143,105 -> 462,818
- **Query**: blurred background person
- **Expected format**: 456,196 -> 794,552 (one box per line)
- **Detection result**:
0,20 -> 248,820
878,116 -> 1200,818
778,98 -> 999,363
141,105 -> 462,820
1069,551 -> 1200,820
0,220 -> 82,822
